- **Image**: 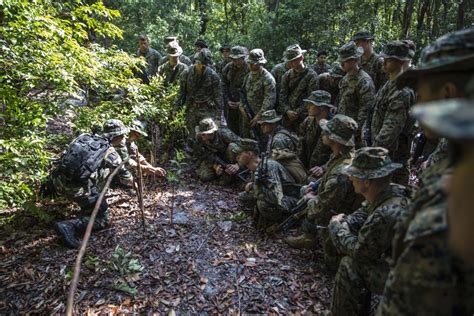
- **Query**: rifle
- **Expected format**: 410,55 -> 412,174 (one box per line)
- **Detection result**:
240,88 -> 264,150
214,156 -> 251,183
274,178 -> 322,233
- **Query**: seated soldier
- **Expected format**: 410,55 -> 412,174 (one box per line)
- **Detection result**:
193,117 -> 241,185
45,126 -> 126,248
285,115 -> 362,260
258,109 -> 307,184
236,138 -> 301,231
328,147 -> 410,316
298,90 -> 334,174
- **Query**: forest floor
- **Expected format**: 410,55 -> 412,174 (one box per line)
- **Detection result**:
0,172 -> 333,314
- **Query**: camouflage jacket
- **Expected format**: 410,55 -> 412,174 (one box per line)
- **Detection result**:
313,62 -> 330,75
253,158 -> 299,209
299,116 -> 332,169
338,68 -> 375,131
242,67 -> 277,116
159,54 -> 192,66
157,61 -> 188,85
425,138 -> 449,170
195,127 -> 240,162
53,147 -> 122,199
222,62 -> 249,102
307,148 -> 360,224
216,59 -> 231,76
278,66 -> 319,116
329,184 -> 409,267
180,66 -> 223,110
137,48 -> 162,77
360,52 -> 387,92
369,79 -> 415,153
271,62 -> 289,93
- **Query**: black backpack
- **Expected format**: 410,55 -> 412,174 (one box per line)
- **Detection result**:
58,133 -> 110,181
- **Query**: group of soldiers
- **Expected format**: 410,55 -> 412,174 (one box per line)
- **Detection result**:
44,26 -> 474,315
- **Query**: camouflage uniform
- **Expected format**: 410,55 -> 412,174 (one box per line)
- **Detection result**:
313,62 -> 330,75
271,60 -> 289,94
278,45 -> 319,131
136,47 -> 162,78
241,49 -> 276,138
352,31 -> 387,92
298,90 -> 334,169
285,115 -> 361,253
216,44 -> 232,76
222,46 -> 249,134
366,41 -> 416,185
157,42 -> 188,85
377,28 -> 474,316
193,118 -> 241,184
329,148 -> 410,316
337,42 -> 376,146
318,62 -> 345,107
180,49 -> 223,136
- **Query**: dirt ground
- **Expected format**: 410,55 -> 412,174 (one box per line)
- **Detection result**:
0,174 -> 333,314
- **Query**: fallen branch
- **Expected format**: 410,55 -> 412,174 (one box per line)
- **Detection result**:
66,158 -> 128,316
192,225 -> 218,258
135,147 -> 146,230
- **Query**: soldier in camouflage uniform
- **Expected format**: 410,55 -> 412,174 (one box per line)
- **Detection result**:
52,123 -> 125,248
298,90 -> 333,171
271,53 -> 290,105
180,48 -> 223,137
329,147 -> 410,316
318,62 -> 345,107
285,115 -> 362,254
352,31 -> 387,92
363,41 -> 416,186
157,42 -> 189,86
193,118 -> 241,185
337,41 -> 376,147
222,46 -> 249,135
258,110 -> 307,184
377,28 -> 474,316
136,35 -> 162,79
401,39 -> 416,71
278,44 -> 319,132
312,50 -> 330,75
240,49 -> 276,138
159,36 -> 192,66
216,44 -> 231,76
236,139 -> 300,230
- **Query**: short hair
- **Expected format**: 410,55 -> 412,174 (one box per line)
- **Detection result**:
425,72 -> 472,96
138,35 -> 149,42
317,50 -> 328,57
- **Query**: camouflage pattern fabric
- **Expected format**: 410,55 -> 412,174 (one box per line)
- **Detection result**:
278,67 -> 319,130
271,62 -> 289,93
329,184 -> 410,316
114,138 -> 134,186
136,47 -> 162,77
360,52 -> 387,92
157,61 -> 188,85
222,62 -> 250,134
424,137 -> 449,170
268,126 -> 298,153
159,54 -> 192,67
241,67 -> 277,137
313,62 -> 330,75
252,159 -> 300,228
298,116 -> 322,168
180,66 -> 223,135
338,68 -> 375,145
216,59 -> 231,76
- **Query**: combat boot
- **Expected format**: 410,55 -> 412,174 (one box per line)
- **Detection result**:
284,233 -> 318,249
54,219 -> 82,249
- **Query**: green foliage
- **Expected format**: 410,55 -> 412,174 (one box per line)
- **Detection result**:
108,245 -> 144,276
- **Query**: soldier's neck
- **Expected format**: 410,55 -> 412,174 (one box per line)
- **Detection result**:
362,46 -> 374,59
347,65 -> 359,76
389,68 -> 404,81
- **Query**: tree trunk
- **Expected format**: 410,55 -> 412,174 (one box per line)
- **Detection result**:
401,0 -> 415,37
417,0 -> 430,32
457,0 -> 466,29
431,0 -> 441,38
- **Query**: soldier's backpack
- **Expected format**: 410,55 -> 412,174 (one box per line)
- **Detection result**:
58,133 -> 110,181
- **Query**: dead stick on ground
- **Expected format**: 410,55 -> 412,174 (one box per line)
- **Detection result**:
66,158 -> 128,316
135,147 -> 146,230
235,266 -> 242,314
193,225 -> 218,258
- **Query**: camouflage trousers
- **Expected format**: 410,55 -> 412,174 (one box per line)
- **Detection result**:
331,256 -> 388,316
186,101 -> 220,137
225,107 -> 240,136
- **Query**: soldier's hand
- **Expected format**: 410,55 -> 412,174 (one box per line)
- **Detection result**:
287,111 -> 298,121
153,167 -> 167,177
330,213 -> 346,224
309,166 -> 324,177
228,101 -> 239,109
249,117 -> 259,128
225,163 -> 239,175
245,181 -> 254,192
214,164 -> 224,175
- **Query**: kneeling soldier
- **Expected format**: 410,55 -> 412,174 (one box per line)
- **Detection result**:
328,147 -> 410,316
